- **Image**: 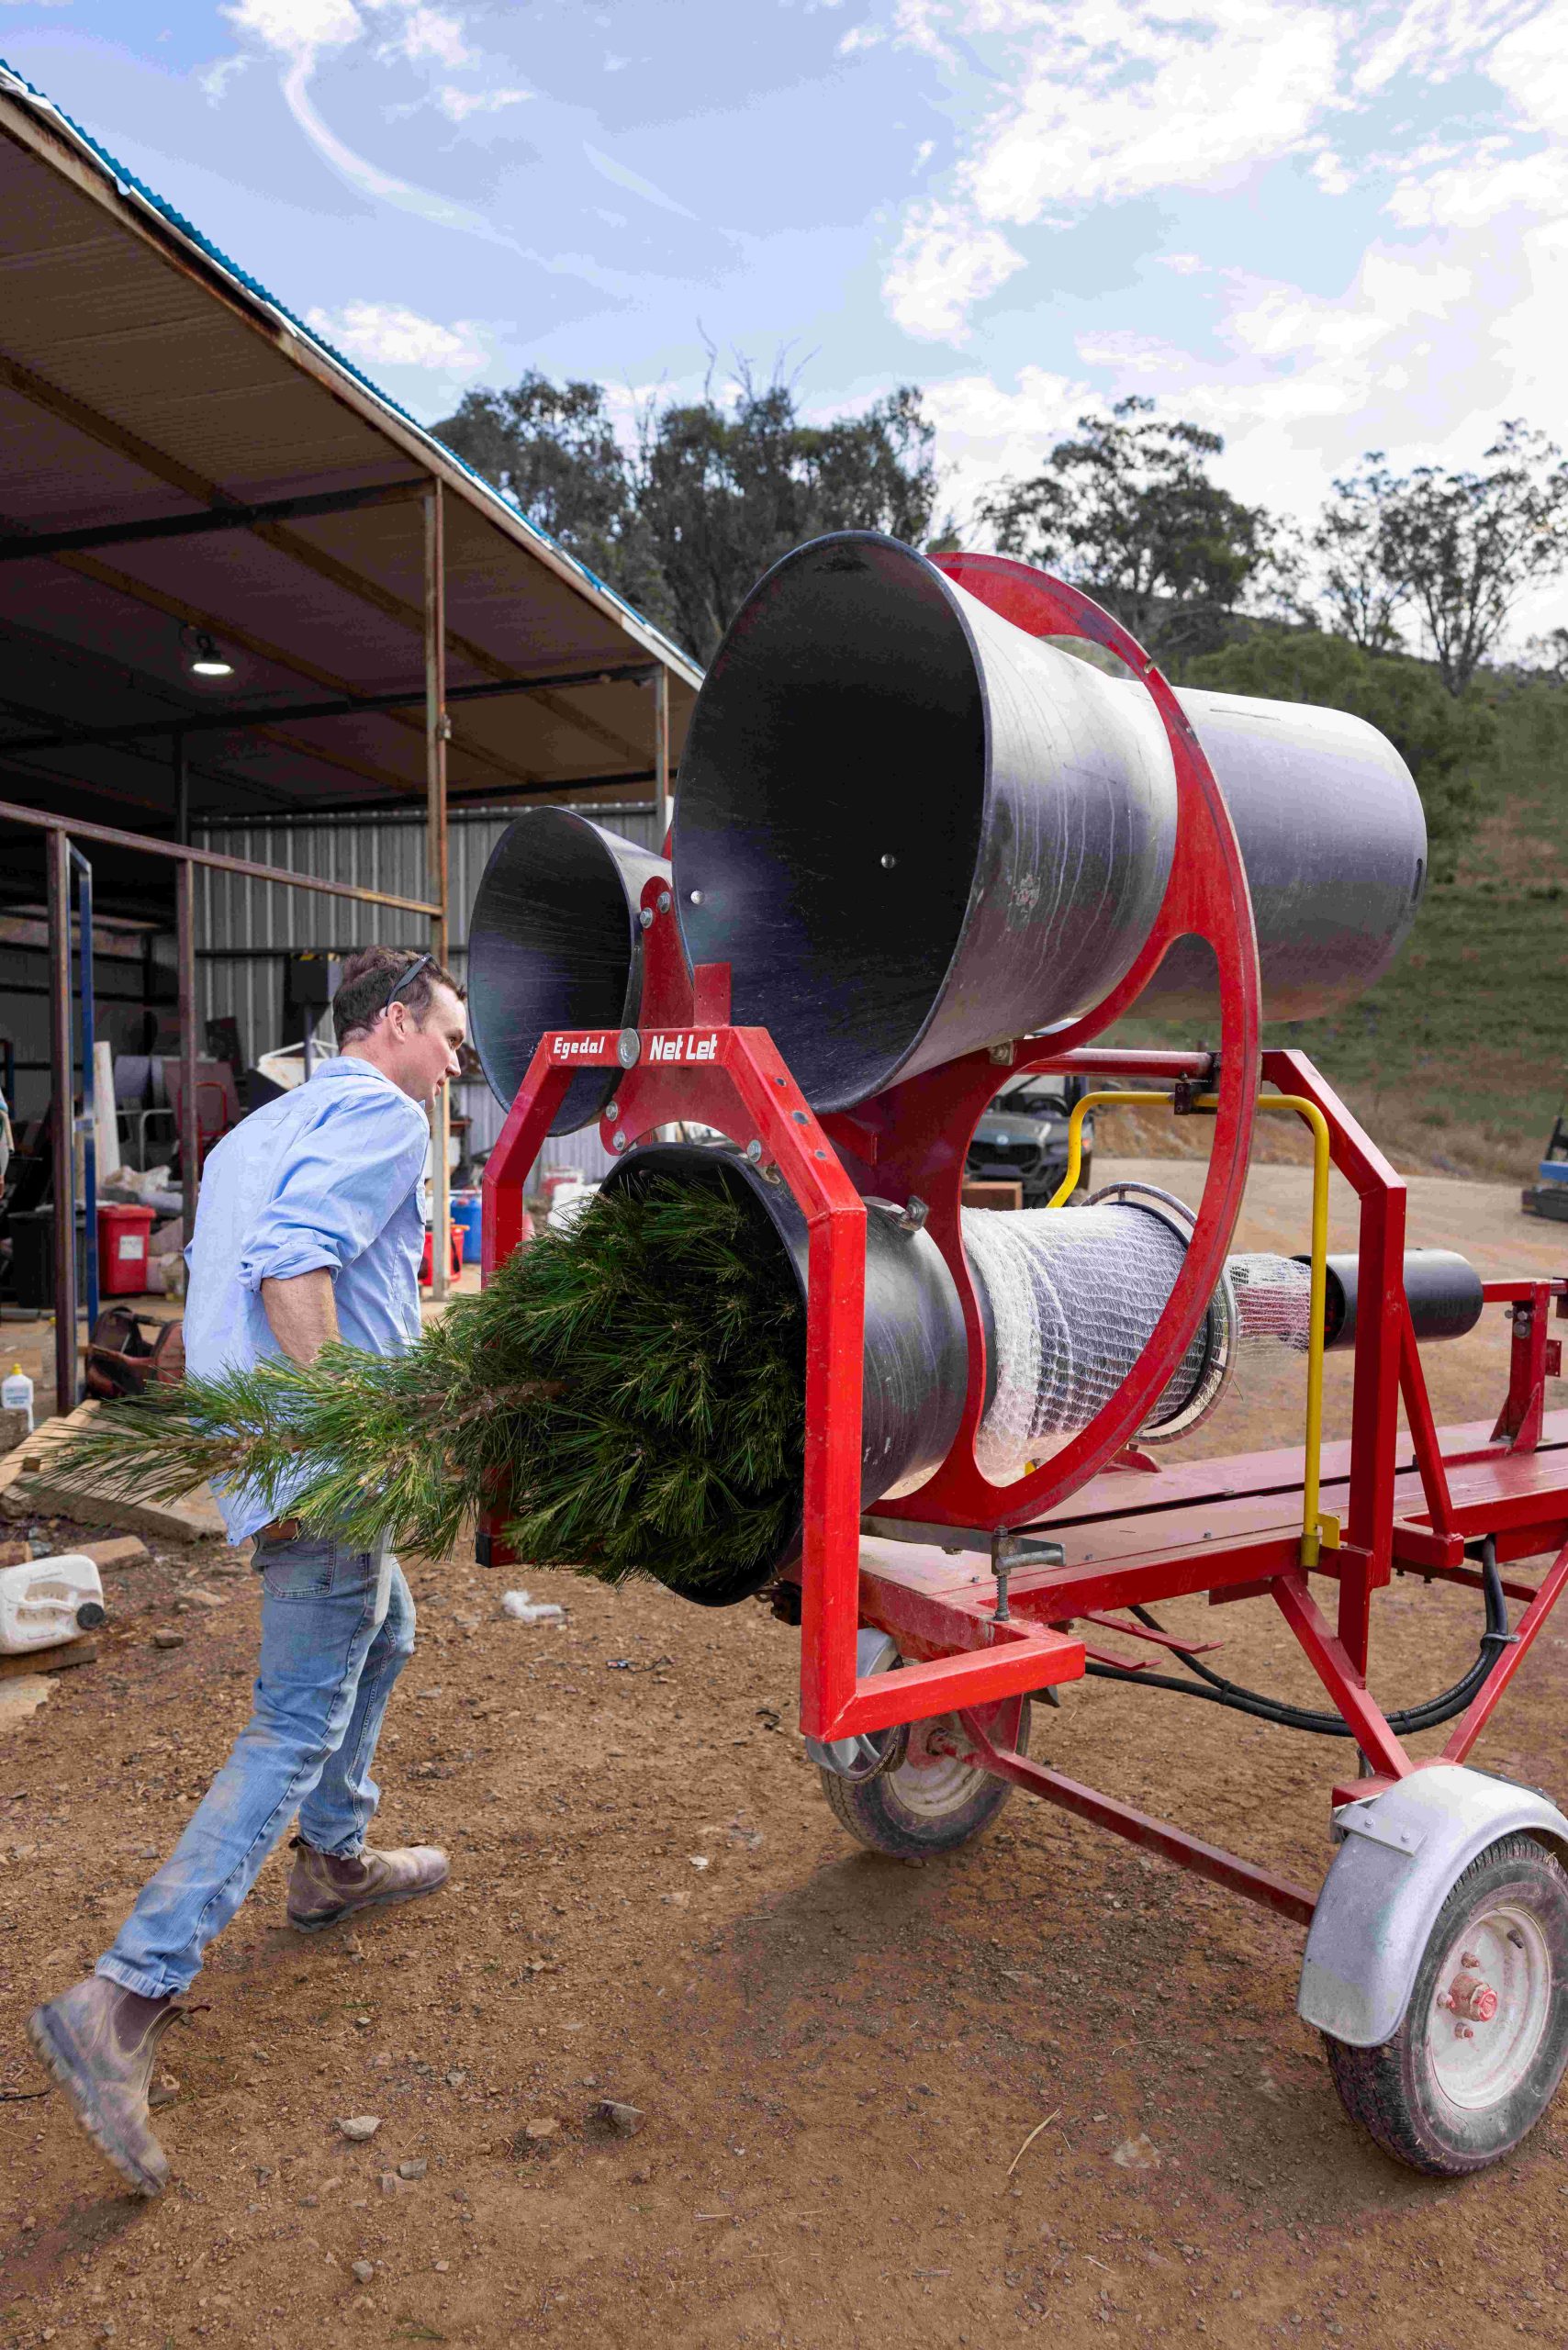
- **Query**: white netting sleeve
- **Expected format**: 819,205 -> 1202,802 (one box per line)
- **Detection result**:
961,1203 -> 1197,1484
1226,1252 -> 1314,1353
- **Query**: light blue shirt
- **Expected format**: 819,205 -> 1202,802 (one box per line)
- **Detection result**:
183,1056 -> 430,1542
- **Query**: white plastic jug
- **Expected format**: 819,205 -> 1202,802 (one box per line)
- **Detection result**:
0,1555 -> 106,1654
1,1364 -> 33,1432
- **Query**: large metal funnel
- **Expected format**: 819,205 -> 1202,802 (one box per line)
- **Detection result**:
673,532 -> 1427,1111
468,808 -> 668,1135
673,532 -> 1178,1114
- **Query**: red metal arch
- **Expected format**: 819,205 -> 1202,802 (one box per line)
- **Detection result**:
825,554 -> 1262,1529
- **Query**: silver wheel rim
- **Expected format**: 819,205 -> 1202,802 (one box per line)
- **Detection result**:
885,1715 -> 987,1820
1428,1903 -> 1551,2111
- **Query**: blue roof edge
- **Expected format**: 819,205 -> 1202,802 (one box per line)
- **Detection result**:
0,52 -> 702,688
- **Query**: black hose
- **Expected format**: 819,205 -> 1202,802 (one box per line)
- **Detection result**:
1084,1539 -> 1510,1738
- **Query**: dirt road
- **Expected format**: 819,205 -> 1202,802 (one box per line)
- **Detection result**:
1,1165 -> 1565,2349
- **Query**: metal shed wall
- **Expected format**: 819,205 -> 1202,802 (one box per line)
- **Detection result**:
193,803 -> 664,1174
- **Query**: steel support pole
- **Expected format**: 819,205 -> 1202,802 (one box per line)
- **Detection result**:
424,482 -> 451,1304
46,829 -> 78,1416
176,858 -> 200,1240
71,848 -> 99,1335
174,733 -> 189,845
654,663 -> 671,836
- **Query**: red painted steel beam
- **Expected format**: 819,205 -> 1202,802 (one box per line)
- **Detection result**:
1443,1539 -> 1568,1765
958,1713 -> 1317,1927
1272,1571 -> 1411,1779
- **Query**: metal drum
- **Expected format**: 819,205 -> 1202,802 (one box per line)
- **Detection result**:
1139,684 -> 1428,1022
672,532 -> 1428,1112
468,807 -> 668,1135
673,531 -> 1178,1113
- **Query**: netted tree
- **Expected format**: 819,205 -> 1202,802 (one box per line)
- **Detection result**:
38,1181 -> 805,1601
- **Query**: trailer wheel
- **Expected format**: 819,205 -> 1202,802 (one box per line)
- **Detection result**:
1323,1834 -> 1568,2175
820,1701 -> 1030,1858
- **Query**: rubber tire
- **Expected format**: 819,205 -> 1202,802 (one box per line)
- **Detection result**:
1323,1834 -> 1568,2176
820,1700 -> 1031,1859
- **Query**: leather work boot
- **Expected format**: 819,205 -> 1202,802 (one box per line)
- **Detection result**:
286,1838 -> 450,1932
27,1975 -> 184,2196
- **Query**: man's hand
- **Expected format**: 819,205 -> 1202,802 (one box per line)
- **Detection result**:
261,1270 -> 339,1366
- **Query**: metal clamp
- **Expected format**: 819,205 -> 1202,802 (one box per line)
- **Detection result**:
990,1527 -> 1065,1622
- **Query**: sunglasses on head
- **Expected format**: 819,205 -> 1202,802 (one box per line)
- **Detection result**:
382,953 -> 432,1009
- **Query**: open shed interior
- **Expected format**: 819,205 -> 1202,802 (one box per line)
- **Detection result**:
0,57 -> 697,1374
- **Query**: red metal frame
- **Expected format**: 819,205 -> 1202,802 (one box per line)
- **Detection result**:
480,558 -> 1568,1933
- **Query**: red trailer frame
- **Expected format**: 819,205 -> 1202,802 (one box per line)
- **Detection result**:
480,556 -> 1568,1933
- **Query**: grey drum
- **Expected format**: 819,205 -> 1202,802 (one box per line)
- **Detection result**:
1140,684 -> 1428,1023
672,531 -> 1428,1113
468,807 -> 669,1135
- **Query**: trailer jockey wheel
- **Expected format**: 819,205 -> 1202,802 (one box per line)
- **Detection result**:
820,1695 -> 1032,1859
1323,1836 -> 1568,2175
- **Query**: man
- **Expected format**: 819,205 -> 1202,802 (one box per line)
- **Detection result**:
28,946 -> 468,2196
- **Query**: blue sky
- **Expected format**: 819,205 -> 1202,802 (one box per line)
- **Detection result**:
3,0 -> 1565,644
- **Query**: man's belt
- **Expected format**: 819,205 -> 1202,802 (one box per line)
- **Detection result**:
256,1516 -> 303,1544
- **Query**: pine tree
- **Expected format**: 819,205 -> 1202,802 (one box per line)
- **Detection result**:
39,1181 -> 804,1598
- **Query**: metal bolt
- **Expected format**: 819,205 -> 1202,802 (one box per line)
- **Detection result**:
612,1130 -> 628,1154
745,1140 -> 763,1165
1462,1951 -> 1480,1967
656,890 -> 671,914
605,1100 -> 620,1123
639,906 -> 654,930
1437,1992 -> 1455,2010
689,889 -> 704,905
1456,2023 -> 1474,2040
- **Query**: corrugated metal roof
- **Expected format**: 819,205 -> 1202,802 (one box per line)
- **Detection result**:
0,56 -> 700,870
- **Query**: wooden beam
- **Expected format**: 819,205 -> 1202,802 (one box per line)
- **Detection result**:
47,828 -> 78,1416
253,723 -> 420,799
425,483 -> 450,1304
176,858 -> 199,1234
53,548 -> 550,794
654,664 -> 671,834
0,477 -> 424,564
0,349 -> 654,768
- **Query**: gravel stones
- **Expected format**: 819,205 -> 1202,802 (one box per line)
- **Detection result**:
336,2115 -> 381,2143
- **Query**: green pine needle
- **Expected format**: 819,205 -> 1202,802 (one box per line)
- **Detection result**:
33,1177 -> 804,1598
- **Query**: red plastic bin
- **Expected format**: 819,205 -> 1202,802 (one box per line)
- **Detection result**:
98,1203 -> 157,1296
419,1222 -> 465,1288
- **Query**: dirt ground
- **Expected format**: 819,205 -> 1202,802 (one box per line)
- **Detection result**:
1,1163 -> 1566,2350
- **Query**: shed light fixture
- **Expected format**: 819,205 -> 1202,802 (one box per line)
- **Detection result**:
181,625 -> 234,679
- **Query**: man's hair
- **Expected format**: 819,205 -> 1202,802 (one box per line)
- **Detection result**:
332,946 -> 464,1047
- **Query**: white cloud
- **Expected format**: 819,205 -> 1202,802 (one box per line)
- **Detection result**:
381,3 -> 469,70
583,142 -> 697,220
198,52 -> 253,100
883,199 -> 1025,341
222,0 -> 363,62
872,0 -> 1344,341
1075,330 -> 1189,375
967,2 -> 1341,228
1488,5 -> 1568,135
922,364 -> 1088,512
438,84 -> 531,120
1310,148 -> 1356,196
304,298 -> 489,371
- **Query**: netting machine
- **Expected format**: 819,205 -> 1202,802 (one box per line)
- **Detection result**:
475,534 -> 1568,2176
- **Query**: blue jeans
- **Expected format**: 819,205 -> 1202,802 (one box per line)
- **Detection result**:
97,1531 -> 417,2000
